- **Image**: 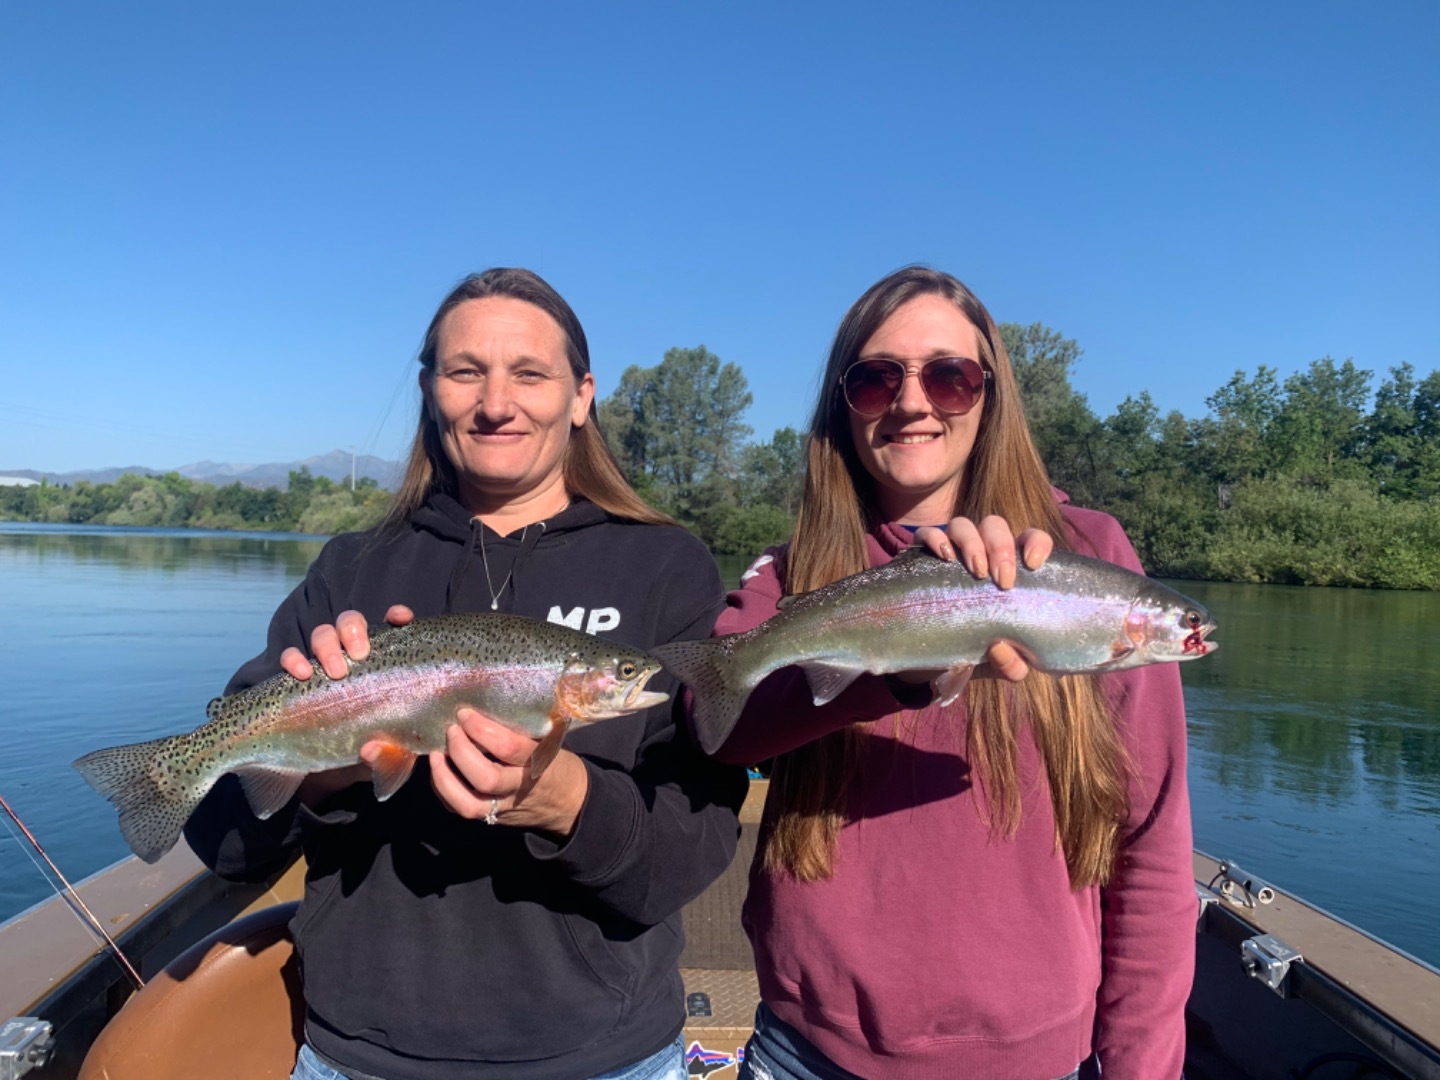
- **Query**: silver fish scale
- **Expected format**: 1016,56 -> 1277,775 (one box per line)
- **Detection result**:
74,611 -> 665,863
211,613 -> 623,722
736,549 -> 1201,677
201,613 -> 647,755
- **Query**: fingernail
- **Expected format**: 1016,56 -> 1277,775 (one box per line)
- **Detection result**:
974,557 -> 988,579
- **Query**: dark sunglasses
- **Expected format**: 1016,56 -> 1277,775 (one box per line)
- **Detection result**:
840,356 -> 991,418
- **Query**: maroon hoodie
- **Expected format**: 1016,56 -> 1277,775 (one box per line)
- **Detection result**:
712,499 -> 1195,1079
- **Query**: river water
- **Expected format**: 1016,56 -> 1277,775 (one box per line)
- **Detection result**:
1,524 -> 1437,968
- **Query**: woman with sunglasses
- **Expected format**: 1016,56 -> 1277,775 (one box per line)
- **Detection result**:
701,267 -> 1195,1080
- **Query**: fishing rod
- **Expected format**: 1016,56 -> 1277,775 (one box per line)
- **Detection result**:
0,792 -> 146,992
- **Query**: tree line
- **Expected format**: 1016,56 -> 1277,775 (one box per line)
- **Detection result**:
6,330 -> 1437,588
595,335 -> 1440,589
0,468 -> 391,536
1000,325 -> 1440,589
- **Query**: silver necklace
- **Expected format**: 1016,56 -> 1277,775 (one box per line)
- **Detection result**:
477,521 -> 527,611
472,501 -> 568,611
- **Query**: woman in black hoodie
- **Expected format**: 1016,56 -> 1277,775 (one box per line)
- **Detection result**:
184,268 -> 747,1080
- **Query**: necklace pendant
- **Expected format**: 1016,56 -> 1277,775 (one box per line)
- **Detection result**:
490,599 -> 499,611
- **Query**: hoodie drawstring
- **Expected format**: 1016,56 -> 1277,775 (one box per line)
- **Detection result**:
444,516 -> 481,614
446,517 -> 550,614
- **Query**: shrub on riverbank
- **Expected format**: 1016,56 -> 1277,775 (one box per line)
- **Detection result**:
0,469 -> 388,536
1114,477 -> 1440,589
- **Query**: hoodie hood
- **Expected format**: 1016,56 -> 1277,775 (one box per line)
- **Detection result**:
408,492 -> 614,614
410,491 -> 610,545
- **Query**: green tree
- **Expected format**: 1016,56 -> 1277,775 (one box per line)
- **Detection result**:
738,427 -> 804,514
709,503 -> 793,556
1360,363 -> 1440,499
1271,357 -> 1372,480
597,346 -> 753,536
1001,322 -> 1083,423
1103,392 -> 1162,481
999,322 -> 1104,500
645,347 -> 753,491
1198,366 -> 1283,483
598,364 -> 654,479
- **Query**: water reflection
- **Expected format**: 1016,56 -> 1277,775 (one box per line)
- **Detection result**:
1178,579 -> 1440,815
0,525 -> 321,926
0,524 -> 324,579
1177,579 -> 1440,963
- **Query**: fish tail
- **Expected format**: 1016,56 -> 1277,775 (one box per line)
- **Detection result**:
73,733 -> 210,864
650,638 -> 754,755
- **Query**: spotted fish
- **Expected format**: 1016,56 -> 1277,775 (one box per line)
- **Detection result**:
653,546 -> 1217,754
74,612 -> 668,863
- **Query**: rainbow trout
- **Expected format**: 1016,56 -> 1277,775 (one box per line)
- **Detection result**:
74,612 -> 668,863
652,547 -> 1217,753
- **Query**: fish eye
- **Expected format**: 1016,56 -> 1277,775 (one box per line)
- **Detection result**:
1185,611 -> 1201,629
618,661 -> 637,679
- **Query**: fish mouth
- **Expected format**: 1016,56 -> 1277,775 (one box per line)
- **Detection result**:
626,688 -> 670,709
607,664 -> 669,712
624,668 -> 670,710
1180,621 -> 1218,659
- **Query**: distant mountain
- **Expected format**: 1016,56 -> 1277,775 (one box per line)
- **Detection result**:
0,451 -> 405,491
0,465 -> 163,486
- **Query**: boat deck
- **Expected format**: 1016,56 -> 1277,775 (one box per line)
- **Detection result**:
4,782 -> 1439,1079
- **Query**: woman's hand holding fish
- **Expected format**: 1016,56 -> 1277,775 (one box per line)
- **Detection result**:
430,707 -> 588,837
911,516 -> 1054,683
280,605 -> 416,682
282,605 -> 417,806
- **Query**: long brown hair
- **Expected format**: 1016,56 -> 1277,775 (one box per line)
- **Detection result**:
768,266 -> 1130,887
383,268 -> 672,529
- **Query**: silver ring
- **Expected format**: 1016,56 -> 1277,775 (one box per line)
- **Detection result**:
485,797 -> 499,826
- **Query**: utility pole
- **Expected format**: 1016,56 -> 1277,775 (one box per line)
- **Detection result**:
351,446 -> 356,492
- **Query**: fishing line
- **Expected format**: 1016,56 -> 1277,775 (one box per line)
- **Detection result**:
0,792 -> 146,991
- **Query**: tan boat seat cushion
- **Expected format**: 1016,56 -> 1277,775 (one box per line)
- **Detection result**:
79,900 -> 304,1080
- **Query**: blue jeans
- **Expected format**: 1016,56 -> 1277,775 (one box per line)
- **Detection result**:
292,1036 -> 687,1080
737,1004 -> 1092,1080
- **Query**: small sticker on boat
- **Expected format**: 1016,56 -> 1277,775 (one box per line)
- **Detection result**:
686,1040 -> 742,1077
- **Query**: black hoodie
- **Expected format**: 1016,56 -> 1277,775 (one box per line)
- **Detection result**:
184,494 -> 747,1080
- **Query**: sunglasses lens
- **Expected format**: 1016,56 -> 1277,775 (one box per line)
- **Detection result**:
920,358 -> 986,415
843,361 -> 903,416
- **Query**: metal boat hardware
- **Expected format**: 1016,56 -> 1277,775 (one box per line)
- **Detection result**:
0,1017 -> 53,1079
1241,933 -> 1303,997
1217,859 -> 1276,908
1195,882 -> 1220,932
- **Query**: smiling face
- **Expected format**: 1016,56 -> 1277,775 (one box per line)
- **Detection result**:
847,293 -> 986,524
424,296 -> 595,517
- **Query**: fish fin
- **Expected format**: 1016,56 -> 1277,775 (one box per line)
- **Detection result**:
1109,640 -> 1137,662
798,661 -> 865,706
530,719 -> 572,780
650,638 -> 754,755
369,743 -> 419,801
234,765 -> 308,819
933,664 -> 974,707
74,734 -> 209,864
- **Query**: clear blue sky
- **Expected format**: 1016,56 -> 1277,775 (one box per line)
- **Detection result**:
2,1 -> 1436,473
